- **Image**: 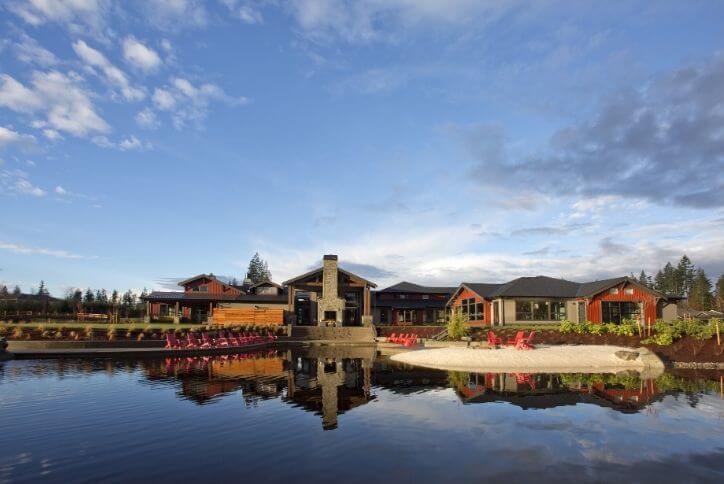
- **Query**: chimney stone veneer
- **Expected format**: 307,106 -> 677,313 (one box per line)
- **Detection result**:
318,255 -> 346,326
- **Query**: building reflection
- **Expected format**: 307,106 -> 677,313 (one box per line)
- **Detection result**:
139,348 -> 720,425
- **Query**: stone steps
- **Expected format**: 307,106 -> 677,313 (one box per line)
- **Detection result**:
290,326 -> 376,342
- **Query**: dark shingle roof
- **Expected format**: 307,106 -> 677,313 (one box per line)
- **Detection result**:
378,281 -> 456,294
575,277 -> 628,297
491,276 -> 581,298
461,283 -> 503,298
141,291 -> 287,303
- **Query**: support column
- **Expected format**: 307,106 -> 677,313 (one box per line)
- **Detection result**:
144,300 -> 151,323
208,301 -> 213,324
173,301 -> 180,324
361,286 -> 373,327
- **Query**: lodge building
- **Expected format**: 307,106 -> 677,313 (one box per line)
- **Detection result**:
447,276 -> 680,326
142,255 -> 681,326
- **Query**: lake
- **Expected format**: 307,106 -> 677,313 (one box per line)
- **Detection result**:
1,346 -> 722,483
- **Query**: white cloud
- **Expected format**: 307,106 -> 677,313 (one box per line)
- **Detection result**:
152,88 -> 176,110
92,134 -> 150,151
0,126 -> 36,150
286,0 -> 518,43
0,240 -> 88,259
13,178 -> 46,197
14,34 -> 58,66
135,107 -> 160,129
143,0 -> 208,30
122,36 -> 162,73
0,71 -> 110,137
118,136 -> 142,151
8,0 -> 110,36
42,128 -> 62,140
72,40 -> 145,101
221,1 -> 263,24
154,76 -> 248,128
55,185 -> 68,195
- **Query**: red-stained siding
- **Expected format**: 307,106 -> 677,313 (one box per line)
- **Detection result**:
449,287 -> 492,326
183,278 -> 241,296
585,282 -> 658,324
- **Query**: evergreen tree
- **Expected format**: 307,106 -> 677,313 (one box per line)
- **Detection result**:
246,252 -> 272,284
688,269 -> 713,311
1,285 -> 8,296
12,285 -> 22,296
638,270 -> 652,288
715,275 -> 724,312
675,255 -> 695,296
111,290 -> 119,306
37,280 -> 49,296
83,288 -> 95,306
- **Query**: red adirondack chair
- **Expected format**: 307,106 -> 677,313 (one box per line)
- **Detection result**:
487,331 -> 502,348
403,334 -> 417,347
515,331 -> 536,350
388,333 -> 398,343
506,331 -> 525,346
186,333 -> 202,349
200,332 -> 215,349
165,332 -> 184,349
225,331 -> 240,346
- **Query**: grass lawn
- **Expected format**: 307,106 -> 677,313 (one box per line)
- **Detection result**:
0,321 -> 202,331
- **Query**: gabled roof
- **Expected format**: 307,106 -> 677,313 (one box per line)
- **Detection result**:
249,280 -> 282,289
378,281 -> 456,294
176,273 -> 240,292
283,266 -> 377,288
462,283 -> 503,298
492,276 -> 581,298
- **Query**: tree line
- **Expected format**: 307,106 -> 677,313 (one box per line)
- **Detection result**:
634,254 -> 723,311
0,281 -> 147,318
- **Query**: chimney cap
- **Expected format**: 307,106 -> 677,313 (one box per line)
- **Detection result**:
323,254 -> 338,261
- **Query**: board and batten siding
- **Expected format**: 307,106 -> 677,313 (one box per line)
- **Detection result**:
449,287 -> 492,326
586,283 -> 658,323
184,278 -> 241,296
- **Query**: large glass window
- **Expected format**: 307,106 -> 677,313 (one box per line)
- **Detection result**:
460,298 -> 483,320
399,309 -> 416,324
602,301 -> 640,324
515,300 -> 567,321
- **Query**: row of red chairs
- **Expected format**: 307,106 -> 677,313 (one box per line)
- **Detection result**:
388,333 -> 417,347
165,330 -> 276,350
487,330 -> 536,350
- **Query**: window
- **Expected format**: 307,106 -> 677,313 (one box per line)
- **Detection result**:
602,301 -> 641,324
515,300 -> 567,321
609,288 -> 619,295
399,294 -> 407,299
399,309 -> 416,324
422,295 -> 430,300
460,298 -> 483,320
380,310 -> 389,324
624,288 -> 634,295
435,310 -> 446,323
159,304 -> 169,316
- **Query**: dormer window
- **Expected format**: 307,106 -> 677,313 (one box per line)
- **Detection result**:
624,288 -> 634,295
609,288 -> 619,295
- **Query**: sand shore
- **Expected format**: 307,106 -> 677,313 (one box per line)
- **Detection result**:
390,345 -> 664,374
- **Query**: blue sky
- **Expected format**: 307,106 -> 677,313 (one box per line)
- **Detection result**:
0,0 -> 723,296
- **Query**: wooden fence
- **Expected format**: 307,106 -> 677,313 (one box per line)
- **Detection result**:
212,307 -> 285,327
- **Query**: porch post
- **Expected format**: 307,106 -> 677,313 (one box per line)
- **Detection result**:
173,301 -> 180,324
361,286 -> 373,327
144,300 -> 151,323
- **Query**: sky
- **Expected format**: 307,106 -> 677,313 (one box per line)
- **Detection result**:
0,0 -> 723,296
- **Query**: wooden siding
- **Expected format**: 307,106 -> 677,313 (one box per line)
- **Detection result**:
212,307 -> 284,326
184,278 -> 241,296
448,287 -> 491,326
585,282 -> 659,324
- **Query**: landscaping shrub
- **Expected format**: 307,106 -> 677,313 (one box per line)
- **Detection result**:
558,320 -> 575,333
446,311 -> 470,340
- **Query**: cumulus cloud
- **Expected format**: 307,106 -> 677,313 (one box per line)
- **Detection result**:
0,71 -> 109,137
0,169 -> 45,197
122,36 -> 162,73
92,135 -> 150,151
72,40 -> 145,101
454,55 -> 724,209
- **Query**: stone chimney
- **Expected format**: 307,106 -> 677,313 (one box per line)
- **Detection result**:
318,254 -> 345,325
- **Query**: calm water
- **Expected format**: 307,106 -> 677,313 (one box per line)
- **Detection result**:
1,346 -> 723,483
